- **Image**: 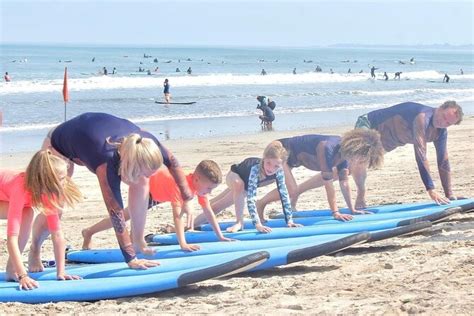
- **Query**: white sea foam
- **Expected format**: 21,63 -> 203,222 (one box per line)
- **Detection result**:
1,71 -> 473,95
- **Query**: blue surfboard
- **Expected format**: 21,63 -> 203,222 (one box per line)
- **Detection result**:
0,251 -> 268,304
199,206 -> 461,231
270,199 -> 474,219
149,207 -> 456,245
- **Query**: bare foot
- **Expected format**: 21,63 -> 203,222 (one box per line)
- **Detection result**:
27,248 -> 44,273
81,228 -> 93,250
226,222 -> 243,233
163,224 -> 176,234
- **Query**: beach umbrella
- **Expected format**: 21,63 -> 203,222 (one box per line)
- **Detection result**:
62,67 -> 69,121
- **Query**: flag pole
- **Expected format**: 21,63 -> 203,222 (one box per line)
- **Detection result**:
62,67 -> 69,122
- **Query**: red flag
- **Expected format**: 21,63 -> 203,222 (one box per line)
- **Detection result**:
62,67 -> 69,103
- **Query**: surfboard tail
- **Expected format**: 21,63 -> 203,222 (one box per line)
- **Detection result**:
177,251 -> 269,286
368,221 -> 432,243
286,232 -> 369,264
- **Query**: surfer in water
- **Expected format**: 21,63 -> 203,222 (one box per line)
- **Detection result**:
383,72 -> 388,81
443,73 -> 450,83
163,79 -> 171,103
370,66 -> 378,79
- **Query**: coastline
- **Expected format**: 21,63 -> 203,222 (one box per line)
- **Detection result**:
0,118 -> 473,314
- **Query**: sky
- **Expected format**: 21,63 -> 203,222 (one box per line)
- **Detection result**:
1,0 -> 473,47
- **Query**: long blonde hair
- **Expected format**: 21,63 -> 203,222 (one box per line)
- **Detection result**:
25,150 -> 82,215
109,133 -> 163,183
340,129 -> 384,169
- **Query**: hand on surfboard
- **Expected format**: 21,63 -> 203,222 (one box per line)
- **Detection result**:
57,273 -> 82,281
287,221 -> 303,228
128,258 -> 160,270
333,212 -> 353,222
255,223 -> 272,234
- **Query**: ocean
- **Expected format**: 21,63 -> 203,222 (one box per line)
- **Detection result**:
1,44 -> 473,154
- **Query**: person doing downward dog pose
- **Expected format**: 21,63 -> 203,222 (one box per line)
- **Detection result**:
194,141 -> 302,233
256,131 -> 384,221
0,150 -> 82,290
82,160 -> 233,251
37,112 -> 192,269
353,101 -> 463,208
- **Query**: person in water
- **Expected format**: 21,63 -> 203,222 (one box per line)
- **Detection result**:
4,72 -> 11,82
37,112 -> 192,269
187,67 -> 192,75
261,69 -> 267,75
255,130 -> 384,222
163,79 -> 171,103
293,68 -> 297,75
383,72 -> 388,81
194,142 -> 302,233
394,72 -> 402,80
443,73 -> 450,83
1,150 -> 82,290
370,66 -> 378,78
256,96 -> 275,129
352,101 -> 464,208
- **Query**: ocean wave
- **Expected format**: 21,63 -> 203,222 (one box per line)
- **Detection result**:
1,71 -> 473,95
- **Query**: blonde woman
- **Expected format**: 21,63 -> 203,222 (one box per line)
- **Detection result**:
256,130 -> 384,221
35,112 -> 192,270
0,150 -> 82,290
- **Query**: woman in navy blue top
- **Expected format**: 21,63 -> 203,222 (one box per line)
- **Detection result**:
31,112 -> 191,269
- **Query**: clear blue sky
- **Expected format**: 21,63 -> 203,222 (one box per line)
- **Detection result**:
1,0 -> 473,47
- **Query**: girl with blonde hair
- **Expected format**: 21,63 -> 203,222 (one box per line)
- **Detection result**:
195,141 -> 302,233
256,131 -> 384,221
0,150 -> 82,290
34,112 -> 191,270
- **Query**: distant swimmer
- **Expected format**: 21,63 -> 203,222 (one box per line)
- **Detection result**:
103,67 -> 108,76
153,58 -> 158,63
370,66 -> 378,78
112,67 -> 116,75
359,70 -> 363,73
163,79 -> 171,103
4,72 -> 11,82
315,65 -> 322,72
187,67 -> 192,75
91,57 -> 95,62
261,69 -> 267,75
147,69 -> 152,75
330,68 -> 334,74
293,68 -> 297,75
398,60 -> 406,65
410,57 -> 415,64
460,69 -> 464,75
394,72 -> 402,80
348,68 -> 351,73
176,68 -> 181,72
383,72 -> 388,81
154,67 -> 159,72
443,73 -> 450,83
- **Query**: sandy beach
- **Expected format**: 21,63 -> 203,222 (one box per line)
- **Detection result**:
0,118 -> 473,314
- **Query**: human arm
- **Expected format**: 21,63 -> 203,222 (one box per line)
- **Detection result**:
338,167 -> 371,215
275,168 -> 301,228
247,165 -> 272,233
172,203 -> 200,251
96,164 -> 158,269
323,178 -> 353,221
434,129 -> 457,199
201,200 -> 234,241
413,116 -> 450,204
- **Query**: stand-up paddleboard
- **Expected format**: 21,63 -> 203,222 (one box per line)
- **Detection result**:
270,199 -> 474,219
67,220 -> 431,265
199,206 -> 462,231
155,101 -> 196,105
68,233 -> 361,264
1,251 -> 270,281
367,221 -> 432,242
0,252 -> 268,304
149,217 -> 416,245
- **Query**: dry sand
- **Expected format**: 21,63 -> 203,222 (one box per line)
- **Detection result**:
1,118 -> 473,314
